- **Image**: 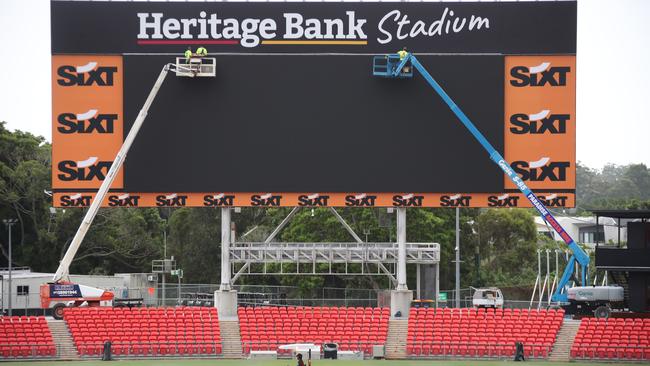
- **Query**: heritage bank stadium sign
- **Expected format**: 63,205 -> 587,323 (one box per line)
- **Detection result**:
135,9 -> 490,48
51,1 -> 576,54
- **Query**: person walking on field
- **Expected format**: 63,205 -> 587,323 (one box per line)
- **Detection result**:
296,353 -> 306,366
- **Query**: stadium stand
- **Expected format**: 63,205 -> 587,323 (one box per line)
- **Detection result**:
238,306 -> 389,354
64,307 -> 222,357
571,317 -> 650,360
407,308 -> 563,358
0,316 -> 56,358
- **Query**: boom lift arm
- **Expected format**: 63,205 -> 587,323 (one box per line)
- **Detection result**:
52,62 -> 192,283
373,53 -> 589,303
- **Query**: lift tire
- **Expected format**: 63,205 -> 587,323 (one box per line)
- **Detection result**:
594,305 -> 611,319
52,303 -> 66,320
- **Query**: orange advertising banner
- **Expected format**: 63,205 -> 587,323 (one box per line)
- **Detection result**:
52,55 -> 124,189
53,192 -> 574,208
504,55 -> 576,191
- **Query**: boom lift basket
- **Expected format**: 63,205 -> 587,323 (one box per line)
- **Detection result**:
175,57 -> 216,77
372,55 -> 413,78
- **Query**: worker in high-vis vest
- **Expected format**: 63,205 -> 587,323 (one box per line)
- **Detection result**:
196,47 -> 208,57
184,47 -> 193,61
396,47 -> 411,74
397,47 -> 408,60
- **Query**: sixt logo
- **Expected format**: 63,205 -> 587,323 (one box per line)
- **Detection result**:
345,193 -> 377,207
298,194 -> 329,207
440,194 -> 472,207
203,193 -> 235,207
509,110 -> 570,135
57,62 -> 117,86
60,193 -> 92,207
487,194 -> 519,207
538,194 -> 568,207
108,193 -> 140,207
57,157 -> 112,181
57,109 -> 118,134
511,157 -> 570,182
510,62 -> 570,87
156,193 -> 188,207
393,194 -> 423,207
251,193 -> 282,207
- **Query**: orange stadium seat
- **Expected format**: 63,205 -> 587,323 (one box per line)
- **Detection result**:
238,306 -> 389,355
571,317 -> 650,360
406,308 -> 563,359
0,316 -> 56,359
64,307 -> 222,357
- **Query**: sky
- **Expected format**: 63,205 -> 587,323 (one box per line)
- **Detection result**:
0,0 -> 649,170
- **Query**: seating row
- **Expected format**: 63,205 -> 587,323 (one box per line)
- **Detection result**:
64,307 -> 222,357
572,317 -> 650,360
0,316 -> 56,359
407,308 -> 563,359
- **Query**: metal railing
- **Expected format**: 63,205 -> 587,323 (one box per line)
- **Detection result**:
0,343 -> 58,359
405,341 -> 553,359
76,341 -> 224,359
571,345 -> 649,360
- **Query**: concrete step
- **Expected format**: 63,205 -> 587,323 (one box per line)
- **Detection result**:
548,319 -> 581,362
385,319 -> 409,359
47,318 -> 80,360
219,320 -> 243,359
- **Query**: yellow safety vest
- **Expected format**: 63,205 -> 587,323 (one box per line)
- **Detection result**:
184,50 -> 193,59
397,50 -> 408,60
197,47 -> 207,56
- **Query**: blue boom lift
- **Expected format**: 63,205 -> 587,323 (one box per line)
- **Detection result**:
373,53 -> 622,315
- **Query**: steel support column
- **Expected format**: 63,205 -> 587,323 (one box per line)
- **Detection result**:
396,208 -> 407,290
220,208 -> 232,291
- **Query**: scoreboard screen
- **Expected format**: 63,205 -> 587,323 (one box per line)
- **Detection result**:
51,1 -> 576,208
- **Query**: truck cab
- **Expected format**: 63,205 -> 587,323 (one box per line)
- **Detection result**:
472,287 -> 504,308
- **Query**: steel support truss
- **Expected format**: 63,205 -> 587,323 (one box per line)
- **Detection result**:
229,241 -> 440,282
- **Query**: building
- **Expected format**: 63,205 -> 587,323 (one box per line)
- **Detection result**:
534,216 -> 627,248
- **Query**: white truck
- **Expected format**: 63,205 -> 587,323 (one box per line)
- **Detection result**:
472,287 -> 504,308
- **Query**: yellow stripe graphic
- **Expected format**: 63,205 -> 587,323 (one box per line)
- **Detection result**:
261,40 -> 367,45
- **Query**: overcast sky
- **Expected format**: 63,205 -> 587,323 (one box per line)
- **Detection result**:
1,0 -> 649,169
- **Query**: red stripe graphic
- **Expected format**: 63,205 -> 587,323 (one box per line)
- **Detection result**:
137,40 -> 238,45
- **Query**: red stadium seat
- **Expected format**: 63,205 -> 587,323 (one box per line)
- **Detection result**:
572,317 -> 650,360
0,316 -> 56,359
237,306 -> 389,354
406,308 -> 564,359
63,307 -> 222,358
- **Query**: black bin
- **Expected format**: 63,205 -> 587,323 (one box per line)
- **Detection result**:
323,343 -> 338,359
102,341 -> 112,361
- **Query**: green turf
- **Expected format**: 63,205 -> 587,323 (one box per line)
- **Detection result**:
0,360 -> 619,366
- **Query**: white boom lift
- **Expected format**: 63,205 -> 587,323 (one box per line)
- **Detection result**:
43,58 -> 215,319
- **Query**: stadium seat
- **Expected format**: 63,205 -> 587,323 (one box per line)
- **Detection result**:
238,306 -> 389,354
571,317 -> 650,360
0,316 -> 56,359
63,307 -> 222,358
406,308 -> 563,359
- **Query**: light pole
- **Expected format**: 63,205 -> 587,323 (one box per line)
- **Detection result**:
3,219 -> 18,316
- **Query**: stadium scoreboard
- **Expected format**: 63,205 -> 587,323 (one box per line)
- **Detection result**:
51,1 -> 576,208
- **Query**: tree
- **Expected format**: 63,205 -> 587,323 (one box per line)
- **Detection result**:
470,209 -> 538,287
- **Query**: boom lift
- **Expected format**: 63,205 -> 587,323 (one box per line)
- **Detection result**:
43,58 -> 215,319
373,53 -> 622,315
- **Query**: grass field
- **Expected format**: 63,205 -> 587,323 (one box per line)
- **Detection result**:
0,360 -> 618,366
